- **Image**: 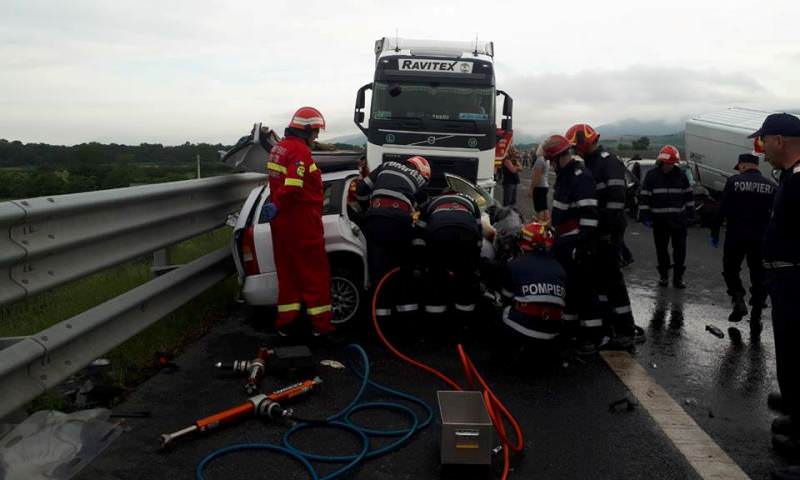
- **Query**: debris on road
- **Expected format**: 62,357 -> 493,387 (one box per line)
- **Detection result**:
705,325 -> 725,339
609,397 -> 638,413
320,359 -> 345,370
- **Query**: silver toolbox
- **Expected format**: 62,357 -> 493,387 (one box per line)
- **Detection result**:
437,390 -> 494,465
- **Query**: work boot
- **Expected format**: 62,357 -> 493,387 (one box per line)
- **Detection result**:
633,325 -> 647,344
575,340 -> 598,357
770,392 -> 790,414
602,334 -> 634,351
658,266 -> 669,287
772,466 -> 800,480
774,434 -> 800,460
673,267 -> 686,289
728,295 -> 748,322
774,416 -> 798,436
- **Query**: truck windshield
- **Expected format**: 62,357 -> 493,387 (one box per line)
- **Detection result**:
371,81 -> 495,123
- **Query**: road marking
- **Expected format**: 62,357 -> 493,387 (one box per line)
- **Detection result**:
601,351 -> 750,480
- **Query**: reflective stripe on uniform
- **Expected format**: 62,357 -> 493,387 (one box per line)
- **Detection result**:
607,179 -> 626,187
309,163 -> 318,172
553,199 -> 598,210
411,239 -> 426,246
653,188 -> 686,194
268,162 -> 287,174
501,288 -> 514,298
396,304 -> 419,312
514,294 -> 566,307
376,308 -> 392,316
278,303 -> 301,313
425,305 -> 447,313
503,309 -> 558,340
651,207 -> 685,213
579,218 -> 599,227
606,202 -> 625,210
308,304 -> 332,316
362,177 -> 374,188
595,182 -> 607,190
581,318 -> 603,328
598,295 -> 609,302
613,305 -> 632,315
285,178 -> 304,187
455,303 -> 476,312
638,205 -> 651,211
639,190 -> 652,196
563,313 -> 579,321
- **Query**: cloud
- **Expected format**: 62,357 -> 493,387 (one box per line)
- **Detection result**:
502,66 -> 771,135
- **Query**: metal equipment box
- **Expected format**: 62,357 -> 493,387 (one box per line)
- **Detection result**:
437,390 -> 494,465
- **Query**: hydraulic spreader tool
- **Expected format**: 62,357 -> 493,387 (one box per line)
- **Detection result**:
159,377 -> 322,448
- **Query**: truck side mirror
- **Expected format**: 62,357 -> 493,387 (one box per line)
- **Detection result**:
354,83 -> 372,134
502,95 -> 513,117
355,111 -> 365,124
501,118 -> 512,131
355,85 -> 368,109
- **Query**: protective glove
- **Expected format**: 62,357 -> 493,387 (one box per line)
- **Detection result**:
710,236 -> 719,248
263,202 -> 278,222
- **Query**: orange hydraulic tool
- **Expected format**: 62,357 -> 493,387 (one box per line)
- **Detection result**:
244,347 -> 271,395
159,377 -> 322,448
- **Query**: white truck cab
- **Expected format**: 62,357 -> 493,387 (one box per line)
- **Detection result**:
354,37 -> 513,194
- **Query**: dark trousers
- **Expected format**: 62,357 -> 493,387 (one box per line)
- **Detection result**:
653,224 -> 687,275
554,239 -> 603,339
363,212 -> 415,314
767,268 -> 800,421
424,226 -> 481,313
611,229 -> 633,265
533,187 -> 548,213
502,183 -> 518,206
595,238 -> 635,336
723,234 -> 766,306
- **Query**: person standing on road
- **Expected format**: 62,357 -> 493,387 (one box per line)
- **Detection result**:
638,145 -> 695,288
567,123 -> 638,348
709,153 -> 775,334
356,155 -> 430,319
501,146 -> 523,206
746,114 -> 800,470
544,135 -> 603,355
527,144 -> 551,223
267,107 -> 334,337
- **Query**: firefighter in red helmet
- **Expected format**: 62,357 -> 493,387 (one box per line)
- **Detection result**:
266,106 -> 334,337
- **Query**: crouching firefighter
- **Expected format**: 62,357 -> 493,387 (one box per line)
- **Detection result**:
419,192 -> 483,315
356,156 -> 431,318
501,221 -> 567,345
267,106 -> 334,336
544,135 -> 604,355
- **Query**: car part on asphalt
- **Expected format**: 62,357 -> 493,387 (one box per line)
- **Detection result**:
215,346 -> 314,376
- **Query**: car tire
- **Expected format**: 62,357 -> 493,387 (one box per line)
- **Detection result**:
330,266 -> 364,327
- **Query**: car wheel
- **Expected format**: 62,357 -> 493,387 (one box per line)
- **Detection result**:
330,268 -> 362,326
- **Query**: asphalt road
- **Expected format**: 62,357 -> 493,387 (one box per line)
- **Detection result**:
77,170 -> 787,480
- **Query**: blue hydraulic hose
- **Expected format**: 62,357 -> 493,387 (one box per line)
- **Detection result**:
195,344 -> 432,480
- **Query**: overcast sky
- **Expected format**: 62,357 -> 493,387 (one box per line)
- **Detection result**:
2,0 -> 799,145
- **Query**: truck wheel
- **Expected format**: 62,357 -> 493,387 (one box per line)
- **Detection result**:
330,267 -> 363,327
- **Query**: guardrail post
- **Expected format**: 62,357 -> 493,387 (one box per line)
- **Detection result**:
152,248 -> 177,277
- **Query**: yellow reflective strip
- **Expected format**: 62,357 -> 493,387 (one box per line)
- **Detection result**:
309,163 -> 318,173
277,303 -> 301,312
284,178 -> 304,187
307,304 -> 332,316
267,162 -> 287,174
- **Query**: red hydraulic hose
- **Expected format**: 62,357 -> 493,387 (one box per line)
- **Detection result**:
371,268 -> 524,480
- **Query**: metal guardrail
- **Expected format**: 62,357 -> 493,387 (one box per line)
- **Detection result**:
0,248 -> 233,418
0,173 -> 264,307
0,173 -> 266,418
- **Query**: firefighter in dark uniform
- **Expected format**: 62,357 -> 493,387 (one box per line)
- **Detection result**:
501,221 -> 567,347
543,135 -> 603,355
418,192 -> 483,315
567,123 -> 638,348
356,156 -> 431,318
710,152 -> 775,332
638,145 -> 695,288
746,114 -> 800,470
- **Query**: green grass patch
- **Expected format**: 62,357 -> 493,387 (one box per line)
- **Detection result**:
0,226 -> 238,412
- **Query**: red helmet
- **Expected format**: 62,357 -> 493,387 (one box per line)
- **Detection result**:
542,135 -> 572,160
288,106 -> 326,131
657,145 -> 681,165
753,136 -> 765,155
565,123 -> 600,155
407,155 -> 431,181
520,221 -> 553,251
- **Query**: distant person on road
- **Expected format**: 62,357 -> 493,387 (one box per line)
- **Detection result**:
501,146 -> 523,206
638,145 -> 695,289
528,144 -> 551,223
266,106 -> 334,338
747,114 -> 800,473
709,152 -> 775,334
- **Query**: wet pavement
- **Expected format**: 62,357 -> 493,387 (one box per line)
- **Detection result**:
74,176 -> 788,480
